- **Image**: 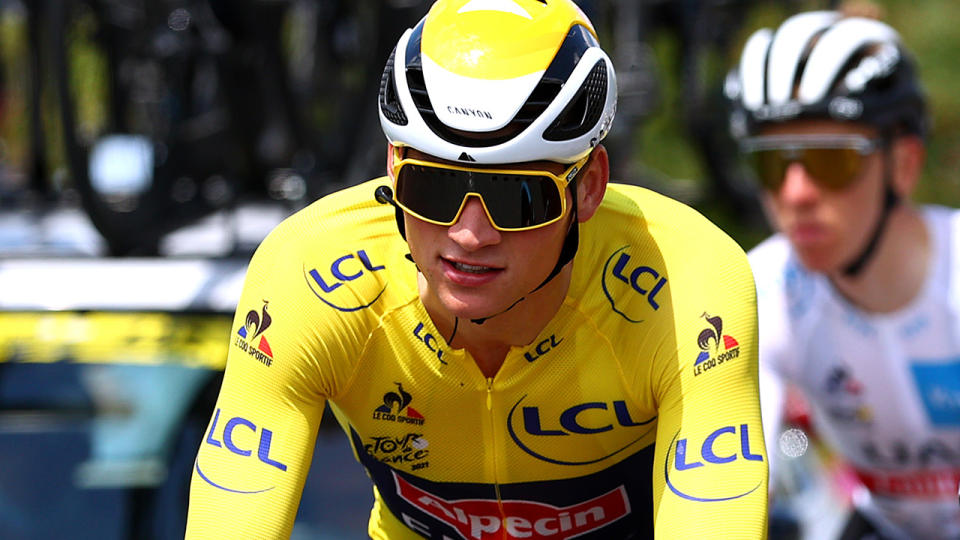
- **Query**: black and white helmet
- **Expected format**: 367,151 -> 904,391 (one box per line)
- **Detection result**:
725,11 -> 927,139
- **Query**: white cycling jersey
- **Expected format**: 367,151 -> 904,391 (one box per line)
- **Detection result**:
751,205 -> 960,540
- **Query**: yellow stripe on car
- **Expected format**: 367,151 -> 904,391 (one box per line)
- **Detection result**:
0,312 -> 231,368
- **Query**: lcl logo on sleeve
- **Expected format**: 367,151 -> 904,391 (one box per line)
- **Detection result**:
194,408 -> 288,494
664,424 -> 764,502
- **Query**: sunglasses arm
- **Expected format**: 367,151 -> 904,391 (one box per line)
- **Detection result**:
374,185 -> 408,241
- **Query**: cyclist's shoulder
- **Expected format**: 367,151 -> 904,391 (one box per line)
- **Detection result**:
600,182 -> 692,217
294,177 -> 393,224
592,183 -> 749,267
601,183 -> 743,239
244,178 -> 413,310
239,178 -> 416,354
921,203 -> 960,232
746,235 -> 828,332
572,184 -> 755,330
747,234 -> 800,293
747,234 -> 791,272
256,178 -> 398,255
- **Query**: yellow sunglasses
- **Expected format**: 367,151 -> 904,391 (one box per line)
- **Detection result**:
390,147 -> 589,232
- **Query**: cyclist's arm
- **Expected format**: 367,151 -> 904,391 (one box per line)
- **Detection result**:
650,242 -> 768,538
186,229 -> 333,538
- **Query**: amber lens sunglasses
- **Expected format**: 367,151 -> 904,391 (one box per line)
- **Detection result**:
741,134 -> 882,192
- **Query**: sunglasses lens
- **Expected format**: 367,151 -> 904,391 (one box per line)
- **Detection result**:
396,164 -> 564,230
803,148 -> 864,190
750,150 -> 788,191
748,147 -> 868,192
396,165 -> 468,223
479,173 -> 563,229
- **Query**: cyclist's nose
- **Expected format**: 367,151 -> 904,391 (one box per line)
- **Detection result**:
778,161 -> 821,204
448,196 -> 501,250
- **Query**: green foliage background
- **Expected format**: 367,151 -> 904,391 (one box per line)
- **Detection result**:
0,1 -> 957,254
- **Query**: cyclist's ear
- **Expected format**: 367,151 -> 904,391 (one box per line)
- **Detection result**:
386,144 -> 396,179
576,145 -> 609,223
890,135 -> 925,199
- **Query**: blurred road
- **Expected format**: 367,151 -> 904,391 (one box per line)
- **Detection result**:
0,364 -> 372,540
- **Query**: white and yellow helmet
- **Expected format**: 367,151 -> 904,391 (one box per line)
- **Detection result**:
378,0 -> 617,165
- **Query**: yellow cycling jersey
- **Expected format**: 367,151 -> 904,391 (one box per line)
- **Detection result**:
186,178 -> 767,539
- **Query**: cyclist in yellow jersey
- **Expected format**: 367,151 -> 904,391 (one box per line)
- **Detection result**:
186,1 -> 767,538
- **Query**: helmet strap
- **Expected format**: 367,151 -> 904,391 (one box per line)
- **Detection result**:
393,204 -> 407,240
531,177 -> 581,294
841,147 -> 899,276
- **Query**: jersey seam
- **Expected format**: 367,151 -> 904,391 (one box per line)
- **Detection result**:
563,295 -> 648,412
329,293 -> 422,402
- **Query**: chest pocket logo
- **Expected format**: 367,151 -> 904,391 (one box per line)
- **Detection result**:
601,246 -> 668,323
507,395 -> 656,465
305,249 -> 386,312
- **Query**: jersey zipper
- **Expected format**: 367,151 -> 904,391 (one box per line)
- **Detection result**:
486,377 -> 506,518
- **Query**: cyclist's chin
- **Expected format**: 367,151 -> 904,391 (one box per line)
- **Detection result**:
435,287 -> 517,322
793,247 -> 846,274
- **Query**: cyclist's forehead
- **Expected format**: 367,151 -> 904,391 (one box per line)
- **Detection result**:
404,147 -> 566,174
759,119 -> 878,139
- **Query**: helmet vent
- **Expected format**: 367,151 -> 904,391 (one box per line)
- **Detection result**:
543,60 -> 607,141
404,63 -> 433,118
513,78 -> 564,125
379,47 -> 408,125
